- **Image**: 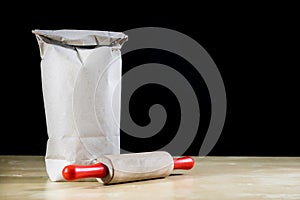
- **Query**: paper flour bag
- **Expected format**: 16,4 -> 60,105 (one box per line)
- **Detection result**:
33,29 -> 127,181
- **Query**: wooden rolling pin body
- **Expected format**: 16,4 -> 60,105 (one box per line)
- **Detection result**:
63,151 -> 194,184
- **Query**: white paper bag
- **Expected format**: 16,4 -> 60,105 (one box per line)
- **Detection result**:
33,29 -> 128,181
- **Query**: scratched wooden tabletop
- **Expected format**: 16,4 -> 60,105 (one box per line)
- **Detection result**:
0,156 -> 300,200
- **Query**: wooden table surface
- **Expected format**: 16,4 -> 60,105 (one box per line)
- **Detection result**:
0,156 -> 300,200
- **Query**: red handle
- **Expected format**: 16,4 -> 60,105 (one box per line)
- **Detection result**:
173,156 -> 194,170
62,163 -> 107,181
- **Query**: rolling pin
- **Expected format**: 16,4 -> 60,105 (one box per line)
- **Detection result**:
62,151 -> 194,184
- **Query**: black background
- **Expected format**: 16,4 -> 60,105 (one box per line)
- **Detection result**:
0,7 -> 298,156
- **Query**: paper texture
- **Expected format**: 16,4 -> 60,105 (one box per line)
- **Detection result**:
97,151 -> 174,184
33,29 -> 128,181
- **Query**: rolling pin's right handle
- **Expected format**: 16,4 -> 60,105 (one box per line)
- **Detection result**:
173,156 -> 194,170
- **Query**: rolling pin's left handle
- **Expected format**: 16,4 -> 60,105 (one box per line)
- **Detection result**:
62,163 -> 107,181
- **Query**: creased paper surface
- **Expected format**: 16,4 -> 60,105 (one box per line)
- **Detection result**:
33,29 -> 128,181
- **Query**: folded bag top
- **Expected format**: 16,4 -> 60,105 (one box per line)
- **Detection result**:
32,29 -> 128,47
